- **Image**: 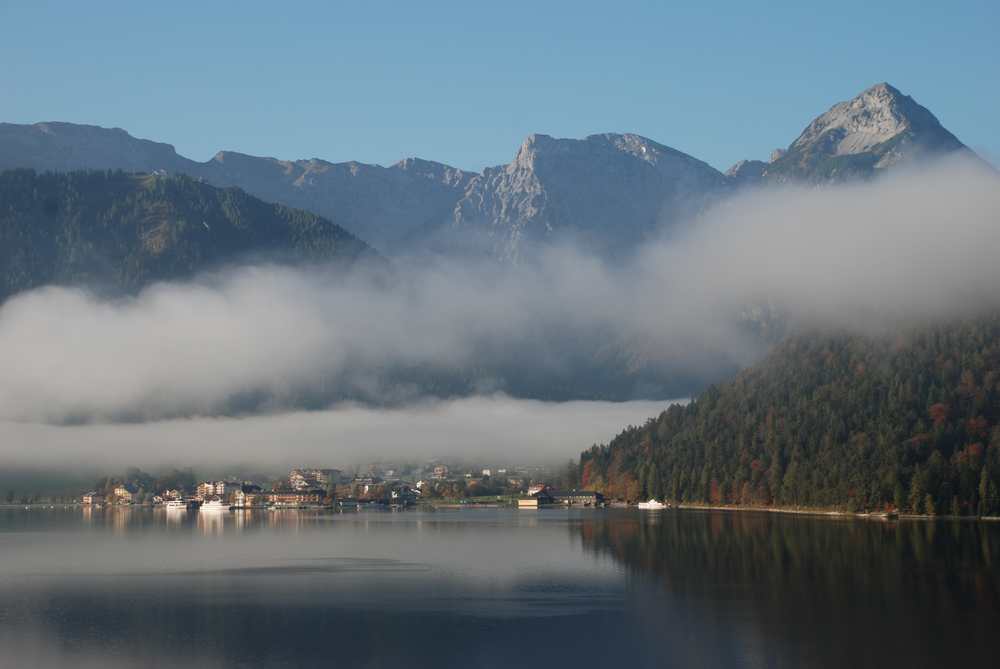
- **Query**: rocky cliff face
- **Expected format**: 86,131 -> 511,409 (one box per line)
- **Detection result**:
724,159 -> 769,187
453,133 -> 729,261
746,83 -> 970,183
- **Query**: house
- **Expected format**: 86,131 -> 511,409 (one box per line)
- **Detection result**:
233,484 -> 265,508
551,490 -> 605,507
527,483 -> 549,496
289,469 -> 341,491
82,492 -> 105,505
113,483 -> 138,504
351,476 -> 382,496
518,490 -> 555,509
389,486 -> 417,506
196,481 -> 239,501
266,488 -> 327,507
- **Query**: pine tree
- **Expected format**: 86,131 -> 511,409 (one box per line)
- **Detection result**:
979,467 -> 996,517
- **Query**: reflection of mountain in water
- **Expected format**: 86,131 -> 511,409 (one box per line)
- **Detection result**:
575,510 -> 1000,666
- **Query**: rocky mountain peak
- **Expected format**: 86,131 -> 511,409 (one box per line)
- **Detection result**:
391,157 -> 474,187
725,159 -> 768,186
755,83 -> 969,182
788,82 -> 956,158
453,131 -> 729,261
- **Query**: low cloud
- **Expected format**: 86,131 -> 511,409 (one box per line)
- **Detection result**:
0,396 -> 671,470
0,157 -> 998,432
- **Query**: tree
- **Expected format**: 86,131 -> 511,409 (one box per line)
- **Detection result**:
909,468 -> 926,514
979,467 -> 994,516
924,494 -> 936,516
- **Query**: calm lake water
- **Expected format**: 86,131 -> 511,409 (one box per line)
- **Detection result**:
1,507 -> 998,668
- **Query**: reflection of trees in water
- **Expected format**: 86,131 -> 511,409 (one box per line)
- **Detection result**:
576,510 -> 1000,664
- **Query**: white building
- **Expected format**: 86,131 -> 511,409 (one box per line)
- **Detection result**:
289,469 -> 340,491
196,481 -> 239,501
82,492 -> 105,505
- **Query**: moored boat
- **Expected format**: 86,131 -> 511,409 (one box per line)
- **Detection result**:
200,498 -> 230,511
637,499 -> 667,510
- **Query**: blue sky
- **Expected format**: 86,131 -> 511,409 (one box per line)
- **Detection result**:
3,0 -> 997,172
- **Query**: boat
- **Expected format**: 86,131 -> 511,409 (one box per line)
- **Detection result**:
200,498 -> 230,511
164,500 -> 188,511
637,499 -> 667,510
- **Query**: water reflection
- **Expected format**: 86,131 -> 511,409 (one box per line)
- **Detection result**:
0,507 -> 997,668
111,506 -> 134,535
164,506 -> 186,526
575,509 -> 1000,666
196,509 -> 225,535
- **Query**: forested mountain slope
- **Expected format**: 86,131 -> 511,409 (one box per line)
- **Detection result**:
581,316 -> 1000,515
0,169 -> 372,302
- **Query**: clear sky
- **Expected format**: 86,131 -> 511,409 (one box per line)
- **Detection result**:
3,0 -> 997,172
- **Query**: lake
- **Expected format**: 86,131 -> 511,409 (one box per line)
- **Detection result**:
0,506 -> 997,668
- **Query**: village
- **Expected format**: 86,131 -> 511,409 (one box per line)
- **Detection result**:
72,461 -> 606,512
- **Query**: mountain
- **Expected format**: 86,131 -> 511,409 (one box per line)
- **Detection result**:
0,83 -> 979,258
0,124 -> 726,260
0,122 -> 474,253
729,83 -> 972,184
200,152 -> 474,252
579,316 -> 1000,516
724,159 -> 769,186
452,133 -> 729,261
0,169 -> 372,303
0,122 -> 196,174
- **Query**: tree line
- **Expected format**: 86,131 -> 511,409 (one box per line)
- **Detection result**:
580,315 -> 1000,515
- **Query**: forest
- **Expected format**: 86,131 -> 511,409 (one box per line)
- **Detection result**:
580,316 -> 1000,515
0,168 -> 371,302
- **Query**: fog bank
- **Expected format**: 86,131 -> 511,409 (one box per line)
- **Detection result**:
0,396 -> 672,469
0,157 -> 998,425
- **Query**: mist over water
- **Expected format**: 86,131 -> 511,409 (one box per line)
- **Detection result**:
0,396 -> 673,470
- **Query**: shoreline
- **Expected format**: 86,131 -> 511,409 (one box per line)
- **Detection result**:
3,501 -> 1000,522
670,502 -> 1000,522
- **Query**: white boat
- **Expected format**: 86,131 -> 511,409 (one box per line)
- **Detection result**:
164,500 -> 188,511
637,499 -> 667,510
200,498 -> 230,511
